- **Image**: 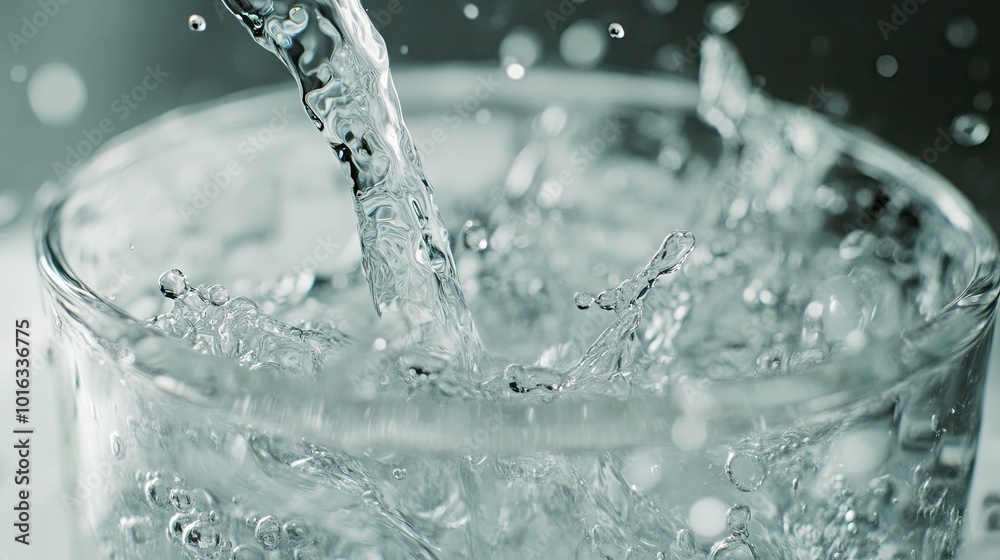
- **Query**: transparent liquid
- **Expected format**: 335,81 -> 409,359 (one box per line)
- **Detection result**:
57,2 -> 993,559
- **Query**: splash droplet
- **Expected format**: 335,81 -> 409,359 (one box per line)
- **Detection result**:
188,14 -> 207,32
608,23 -> 625,39
159,269 -> 190,299
462,220 -> 488,251
706,2 -> 745,34
950,113 -> 990,147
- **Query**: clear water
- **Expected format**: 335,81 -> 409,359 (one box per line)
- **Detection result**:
63,2 -> 993,559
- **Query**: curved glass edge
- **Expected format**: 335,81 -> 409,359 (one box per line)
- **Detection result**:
35,66 -> 1000,451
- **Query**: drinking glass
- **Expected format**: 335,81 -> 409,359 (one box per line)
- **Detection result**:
38,67 -> 1000,559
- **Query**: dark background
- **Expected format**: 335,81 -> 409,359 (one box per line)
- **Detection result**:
1,0 -> 997,229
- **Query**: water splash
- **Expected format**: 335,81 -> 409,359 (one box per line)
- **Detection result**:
217,0 -> 482,371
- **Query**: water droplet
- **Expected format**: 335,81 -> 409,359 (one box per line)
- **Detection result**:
159,269 -> 190,299
574,291 -> 595,309
170,488 -> 194,512
462,220 -> 488,251
188,14 -> 207,32
608,23 -> 625,39
255,515 -> 282,549
27,62 -> 87,127
283,519 -> 313,544
725,503 -> 752,536
505,63 -> 526,80
949,113 -> 990,147
500,28 -> 542,68
726,450 -> 768,492
392,467 -> 408,480
706,2 -> 745,34
974,91 -> 993,112
945,16 -> 977,49
463,3 -> 479,20
110,432 -> 124,460
876,55 -> 898,78
561,21 -> 608,68
645,0 -> 678,14
231,544 -> 267,560
10,65 -> 27,83
183,520 -> 221,552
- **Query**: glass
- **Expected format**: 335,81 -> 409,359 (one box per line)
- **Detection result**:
39,67 -> 999,559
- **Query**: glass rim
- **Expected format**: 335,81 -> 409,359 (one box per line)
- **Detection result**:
37,65 -> 1000,453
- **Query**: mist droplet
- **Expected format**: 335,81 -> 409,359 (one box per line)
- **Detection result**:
950,113 -> 990,147
875,55 -> 898,78
188,14 -> 207,32
608,23 -> 625,39
944,16 -> 977,49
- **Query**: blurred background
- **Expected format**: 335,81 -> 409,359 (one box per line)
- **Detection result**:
0,0 -> 997,232
0,1 -> 998,558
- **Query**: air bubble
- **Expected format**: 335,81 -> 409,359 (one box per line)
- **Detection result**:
726,450 -> 768,492
170,488 -> 194,512
110,432 -> 124,460
188,14 -> 207,32
145,478 -> 168,508
255,516 -> 282,549
949,113 -> 990,147
462,220 -> 488,251
725,503 -> 751,536
159,269 -> 190,299
183,520 -> 221,552
608,23 -> 625,39
284,519 -> 313,544
168,512 -> 195,542
393,467 -> 408,480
